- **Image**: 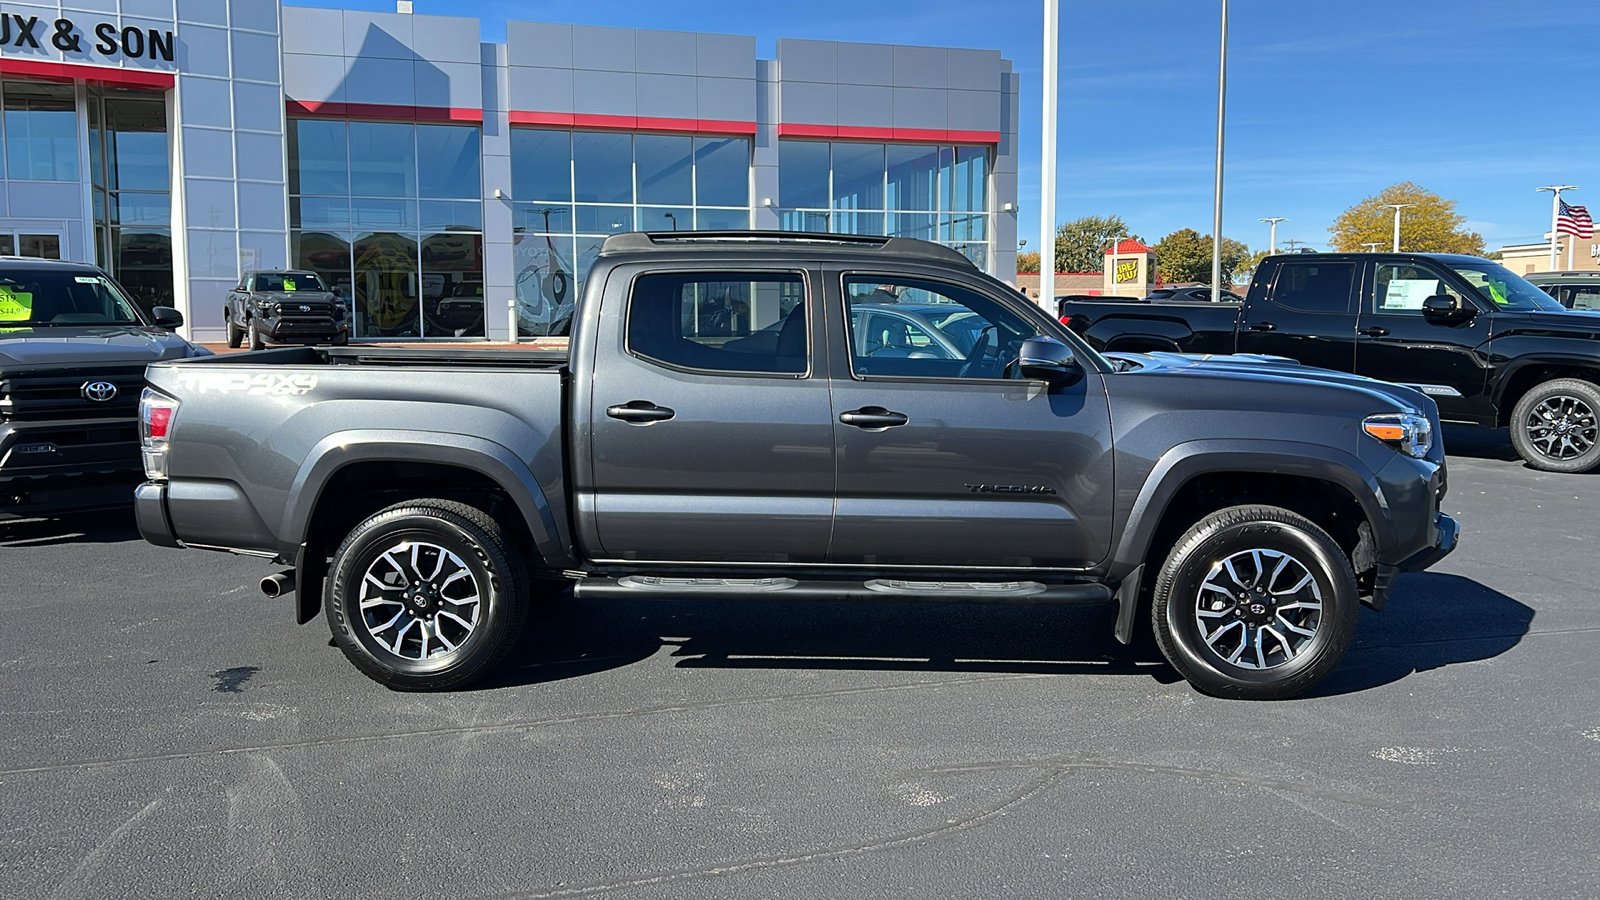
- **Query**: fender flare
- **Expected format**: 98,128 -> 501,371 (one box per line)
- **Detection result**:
280,429 -> 569,623
1489,354 -> 1600,417
1109,439 -> 1387,643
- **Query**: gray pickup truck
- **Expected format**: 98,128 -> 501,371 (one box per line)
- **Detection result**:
135,232 -> 1457,699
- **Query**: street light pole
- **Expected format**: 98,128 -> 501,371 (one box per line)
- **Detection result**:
1209,0 -> 1229,302
1362,242 -> 1383,252
1039,0 -> 1059,310
1259,217 -> 1286,253
1382,203 -> 1413,252
1536,185 -> 1577,270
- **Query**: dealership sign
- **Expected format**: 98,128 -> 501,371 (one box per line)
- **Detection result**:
0,13 -> 174,62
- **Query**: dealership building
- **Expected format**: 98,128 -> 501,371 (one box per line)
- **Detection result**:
0,1 -> 1019,341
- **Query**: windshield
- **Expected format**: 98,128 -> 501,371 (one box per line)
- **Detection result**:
253,272 -> 326,292
1449,261 -> 1565,311
0,271 -> 144,326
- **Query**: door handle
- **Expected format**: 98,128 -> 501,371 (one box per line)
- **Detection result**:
606,400 -> 675,424
1358,325 -> 1390,337
1246,321 -> 1277,332
839,406 -> 910,429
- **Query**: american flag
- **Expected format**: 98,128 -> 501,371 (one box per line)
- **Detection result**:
1558,200 -> 1594,239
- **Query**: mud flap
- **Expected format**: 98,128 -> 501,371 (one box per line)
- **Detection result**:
1113,564 -> 1144,644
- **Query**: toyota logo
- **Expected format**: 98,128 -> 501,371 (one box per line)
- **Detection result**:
82,381 -> 118,402
298,304 -> 311,312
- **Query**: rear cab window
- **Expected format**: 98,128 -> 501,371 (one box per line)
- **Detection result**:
625,271 -> 809,375
1267,261 -> 1357,314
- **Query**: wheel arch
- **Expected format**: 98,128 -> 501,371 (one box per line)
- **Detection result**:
281,430 -> 571,624
1493,358 -> 1600,427
1111,440 -> 1383,643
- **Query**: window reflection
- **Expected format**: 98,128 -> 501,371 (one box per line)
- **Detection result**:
418,125 -> 481,199
635,134 -> 692,206
511,129 -> 572,202
89,87 -> 173,308
694,137 -> 750,207
3,82 -> 78,181
573,131 -> 632,204
353,231 -> 421,338
349,122 -> 417,197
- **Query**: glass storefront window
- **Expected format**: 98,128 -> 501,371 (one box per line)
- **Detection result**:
830,211 -> 883,236
511,129 -> 572,202
514,203 -> 573,234
103,96 -> 167,192
4,82 -> 78,181
513,232 -> 577,337
574,204 -> 632,234
887,145 -> 938,211
352,231 -> 421,338
779,140 -> 829,209
831,142 -> 885,211
573,131 -> 632,204
637,206 -> 693,232
350,198 -> 418,231
288,119 -> 349,196
349,122 -> 417,197
111,229 -> 171,309
112,193 -> 171,228
88,87 -> 173,309
417,124 -> 481,199
420,200 -> 482,232
422,231 -> 484,338
948,146 -> 988,212
694,137 -> 749,207
292,231 -> 354,297
695,208 -> 749,230
293,196 -> 353,230
635,134 -> 692,206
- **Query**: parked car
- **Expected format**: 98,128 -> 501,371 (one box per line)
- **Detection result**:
1524,271 -> 1600,311
1063,252 -> 1600,473
0,258 -> 209,520
135,232 -> 1455,700
225,269 -> 349,350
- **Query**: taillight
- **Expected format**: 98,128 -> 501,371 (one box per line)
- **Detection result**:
139,388 -> 179,481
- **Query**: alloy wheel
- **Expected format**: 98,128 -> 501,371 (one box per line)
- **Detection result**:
1194,548 -> 1323,671
1524,395 -> 1597,461
357,540 -> 482,660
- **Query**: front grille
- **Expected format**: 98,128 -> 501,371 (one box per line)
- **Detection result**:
0,366 -> 145,423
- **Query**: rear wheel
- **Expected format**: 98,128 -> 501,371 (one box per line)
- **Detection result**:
1151,504 -> 1358,700
1509,378 -> 1600,473
225,308 -> 243,348
324,499 -> 531,690
247,317 -> 265,351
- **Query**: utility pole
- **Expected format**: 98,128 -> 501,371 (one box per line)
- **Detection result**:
1259,217 -> 1286,253
1039,0 -> 1058,310
1209,0 -> 1229,301
1283,238 -> 1304,252
1536,185 -> 1577,270
1382,203 -> 1413,252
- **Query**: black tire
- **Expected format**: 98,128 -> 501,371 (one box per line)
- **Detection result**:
1508,378 -> 1600,474
225,308 -> 243,349
1151,504 -> 1358,700
247,317 -> 265,351
324,499 -> 531,690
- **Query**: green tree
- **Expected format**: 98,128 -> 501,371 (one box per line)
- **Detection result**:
1153,229 -> 1250,284
1054,215 -> 1134,274
1329,182 -> 1485,255
1016,250 -> 1041,274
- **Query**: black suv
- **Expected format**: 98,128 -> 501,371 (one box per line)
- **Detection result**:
0,258 -> 207,519
225,269 -> 349,350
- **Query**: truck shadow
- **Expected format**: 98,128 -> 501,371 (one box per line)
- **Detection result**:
0,511 -> 141,548
1307,572 -> 1534,697
483,572 -> 1532,699
1441,424 -> 1521,462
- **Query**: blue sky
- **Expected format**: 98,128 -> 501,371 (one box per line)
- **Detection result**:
298,0 -> 1600,254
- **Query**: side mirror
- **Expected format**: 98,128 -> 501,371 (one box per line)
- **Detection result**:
1421,294 -> 1472,322
1018,336 -> 1084,383
151,306 -> 184,329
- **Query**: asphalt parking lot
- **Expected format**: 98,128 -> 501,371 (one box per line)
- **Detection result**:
3,425 -> 1597,899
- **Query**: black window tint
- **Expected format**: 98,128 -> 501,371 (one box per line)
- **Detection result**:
1270,262 -> 1356,314
627,272 -> 807,374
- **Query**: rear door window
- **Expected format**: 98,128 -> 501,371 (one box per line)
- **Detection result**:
626,272 -> 809,374
1267,261 -> 1357,314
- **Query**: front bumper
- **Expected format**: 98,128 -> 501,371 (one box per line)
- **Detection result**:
261,314 -> 348,343
0,473 -> 140,520
1370,511 -> 1458,609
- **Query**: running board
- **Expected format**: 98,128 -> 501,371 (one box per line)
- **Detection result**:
571,575 -> 1113,605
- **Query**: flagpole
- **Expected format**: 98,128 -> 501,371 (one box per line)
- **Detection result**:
1538,185 -> 1577,271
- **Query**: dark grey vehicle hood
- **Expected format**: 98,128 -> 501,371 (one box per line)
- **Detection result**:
1109,350 -> 1433,414
0,325 -> 208,368
252,291 -> 338,304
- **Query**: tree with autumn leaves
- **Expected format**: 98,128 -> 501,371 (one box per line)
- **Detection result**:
1329,183 -> 1484,255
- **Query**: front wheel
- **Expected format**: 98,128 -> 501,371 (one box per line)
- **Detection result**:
225,308 -> 243,348
325,499 -> 531,690
247,317 -> 265,351
1151,504 -> 1359,700
1509,378 -> 1600,473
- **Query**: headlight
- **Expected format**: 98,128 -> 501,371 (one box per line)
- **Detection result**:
1363,413 -> 1433,458
259,302 -> 277,314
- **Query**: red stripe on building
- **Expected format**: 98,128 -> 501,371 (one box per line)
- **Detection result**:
286,100 -> 484,123
0,58 -> 174,89
509,112 -> 757,136
780,123 -> 1000,144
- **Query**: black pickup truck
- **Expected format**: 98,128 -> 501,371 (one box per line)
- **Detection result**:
135,232 -> 1457,700
1064,252 -> 1600,472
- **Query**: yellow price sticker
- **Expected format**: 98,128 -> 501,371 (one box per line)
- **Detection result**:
0,286 -> 33,321
282,278 -> 297,291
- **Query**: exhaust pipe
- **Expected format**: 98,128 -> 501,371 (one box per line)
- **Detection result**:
260,571 -> 295,598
